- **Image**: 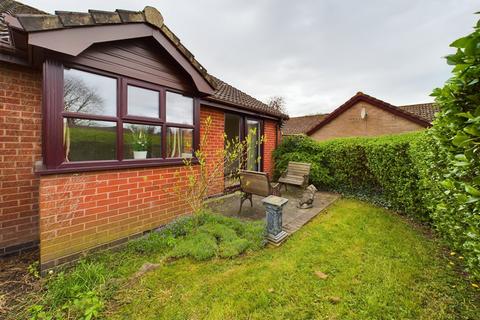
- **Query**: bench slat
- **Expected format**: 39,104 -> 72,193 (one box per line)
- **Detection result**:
239,170 -> 271,197
281,161 -> 311,187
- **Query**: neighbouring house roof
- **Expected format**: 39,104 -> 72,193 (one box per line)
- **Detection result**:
282,114 -> 328,135
0,1 -> 287,119
398,103 -> 439,123
283,92 -> 436,135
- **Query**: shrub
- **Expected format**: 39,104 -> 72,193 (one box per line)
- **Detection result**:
423,19 -> 480,279
168,212 -> 265,260
274,132 -> 429,220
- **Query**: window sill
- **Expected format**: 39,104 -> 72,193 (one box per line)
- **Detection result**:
36,158 -> 199,175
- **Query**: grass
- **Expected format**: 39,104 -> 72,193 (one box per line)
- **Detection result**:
16,213 -> 265,320
16,199 -> 479,319
107,199 -> 479,319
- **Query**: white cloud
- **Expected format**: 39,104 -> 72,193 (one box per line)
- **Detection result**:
24,0 -> 478,116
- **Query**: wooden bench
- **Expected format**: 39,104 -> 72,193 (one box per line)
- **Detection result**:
238,170 -> 281,213
278,161 -> 311,190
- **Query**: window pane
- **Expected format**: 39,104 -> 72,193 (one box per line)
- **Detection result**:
166,92 -> 193,125
167,127 -> 193,158
246,120 -> 261,171
127,86 -> 159,118
123,123 -> 162,160
63,68 -> 117,116
64,118 -> 116,162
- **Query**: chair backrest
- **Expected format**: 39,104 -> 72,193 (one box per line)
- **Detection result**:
286,161 -> 311,177
239,170 -> 270,197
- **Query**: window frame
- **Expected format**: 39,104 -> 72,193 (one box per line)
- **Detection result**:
41,59 -> 200,173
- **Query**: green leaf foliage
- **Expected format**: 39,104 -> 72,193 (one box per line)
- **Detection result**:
426,16 -> 480,281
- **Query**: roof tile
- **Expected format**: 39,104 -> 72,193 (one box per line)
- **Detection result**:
15,14 -> 61,32
115,9 -> 145,23
282,114 -> 328,135
399,103 -> 439,123
88,10 -> 122,24
56,11 -> 94,27
208,76 -> 286,118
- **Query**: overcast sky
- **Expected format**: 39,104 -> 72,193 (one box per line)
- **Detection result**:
24,0 -> 478,116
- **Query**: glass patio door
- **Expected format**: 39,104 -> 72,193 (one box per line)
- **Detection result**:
246,119 -> 261,171
224,114 -> 262,188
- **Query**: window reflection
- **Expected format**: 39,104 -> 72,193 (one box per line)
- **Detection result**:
127,86 -> 160,118
246,120 -> 261,171
167,127 -> 193,158
63,118 -> 116,162
166,92 -> 193,125
63,68 -> 117,116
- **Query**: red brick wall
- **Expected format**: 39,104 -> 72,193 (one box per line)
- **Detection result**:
200,106 -> 225,195
0,63 -> 42,255
263,120 -> 278,177
38,106 -> 225,268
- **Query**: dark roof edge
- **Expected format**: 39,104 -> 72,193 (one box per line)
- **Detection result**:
201,97 -> 287,120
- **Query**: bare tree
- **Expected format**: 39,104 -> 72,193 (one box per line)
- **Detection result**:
267,96 -> 287,115
63,75 -> 105,161
63,75 -> 104,115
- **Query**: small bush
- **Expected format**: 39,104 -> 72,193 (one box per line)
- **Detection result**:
170,232 -> 218,260
168,213 -> 265,260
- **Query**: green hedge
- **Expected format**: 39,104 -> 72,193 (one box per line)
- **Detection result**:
423,19 -> 480,280
273,132 -> 429,220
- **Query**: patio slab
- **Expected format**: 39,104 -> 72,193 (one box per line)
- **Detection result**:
207,187 -> 340,235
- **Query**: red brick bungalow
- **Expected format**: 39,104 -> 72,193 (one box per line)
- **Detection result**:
0,2 -> 287,270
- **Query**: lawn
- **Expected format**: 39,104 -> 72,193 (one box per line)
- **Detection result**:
105,199 -> 479,319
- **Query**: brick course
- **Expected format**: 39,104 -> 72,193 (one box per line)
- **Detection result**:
0,63 -> 42,255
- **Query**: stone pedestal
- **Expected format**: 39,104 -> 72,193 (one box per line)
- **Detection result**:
262,195 -> 289,245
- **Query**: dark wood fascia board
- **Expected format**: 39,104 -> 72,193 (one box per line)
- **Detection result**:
0,50 -> 30,66
26,23 -> 214,95
28,23 -> 152,55
305,94 -> 431,136
151,29 -> 214,95
200,98 -> 282,122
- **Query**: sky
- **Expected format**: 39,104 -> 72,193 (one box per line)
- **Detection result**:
23,0 -> 478,116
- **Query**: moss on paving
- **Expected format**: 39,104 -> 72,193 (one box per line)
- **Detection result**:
108,199 -> 479,320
